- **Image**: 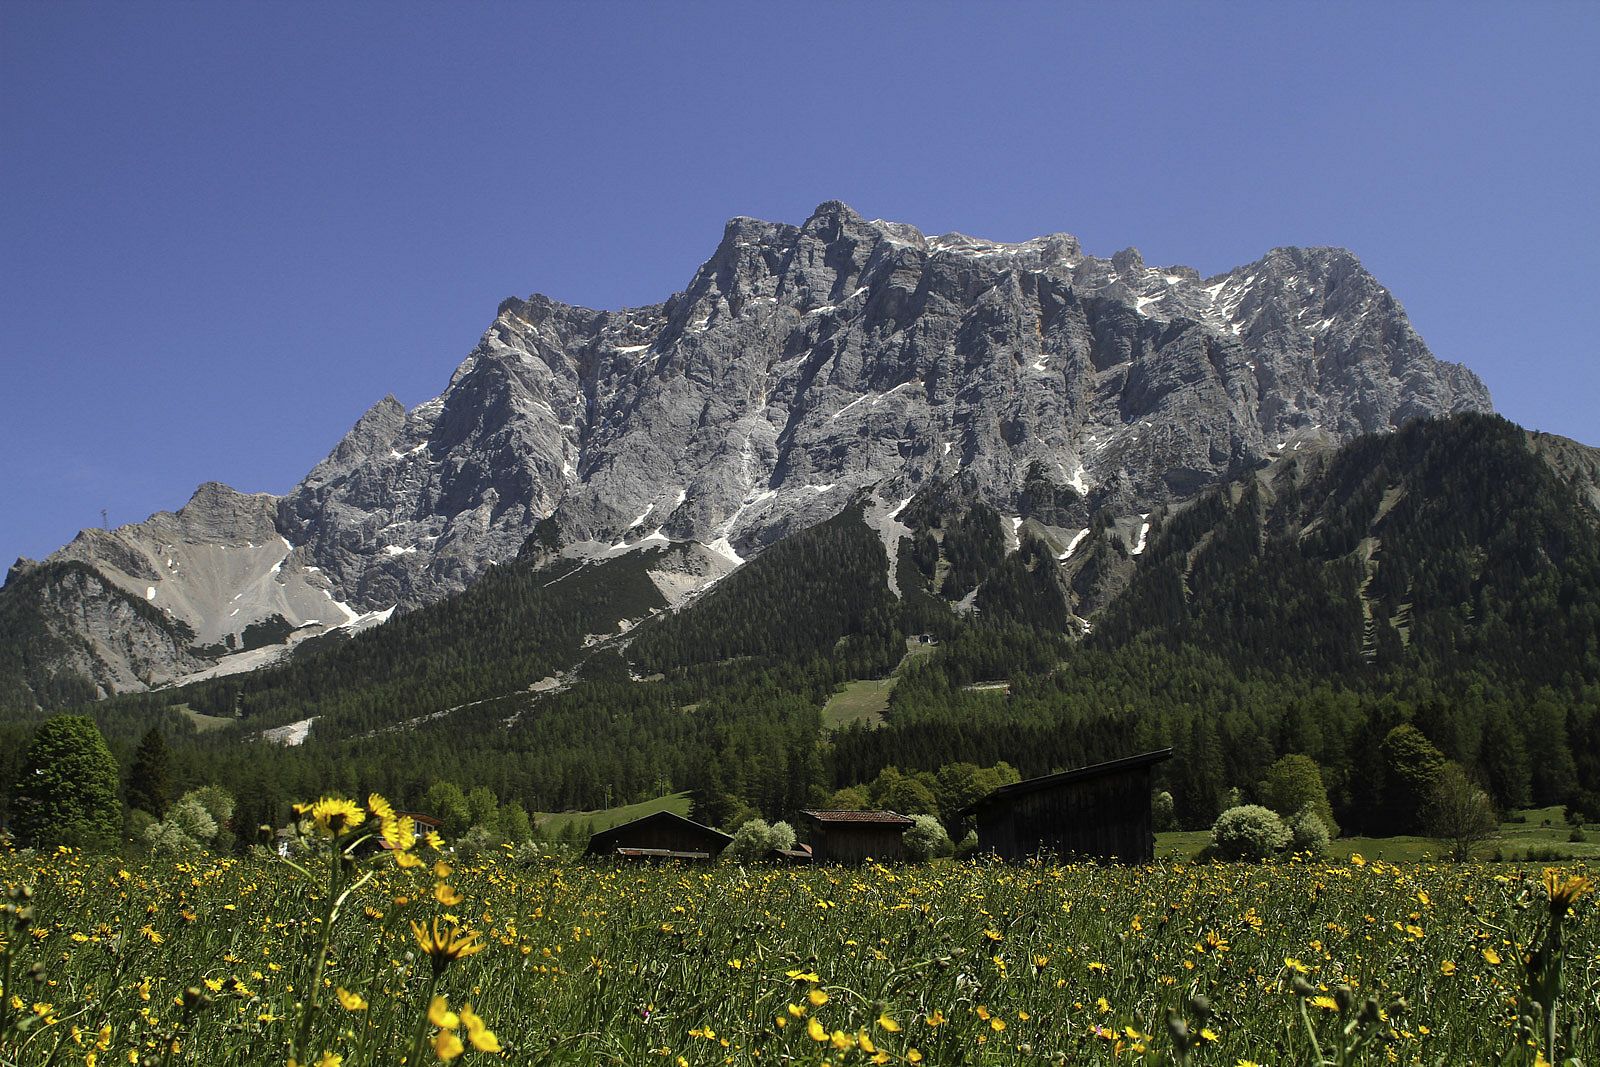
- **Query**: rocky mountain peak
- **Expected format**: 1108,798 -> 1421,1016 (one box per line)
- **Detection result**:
13,202 -> 1500,698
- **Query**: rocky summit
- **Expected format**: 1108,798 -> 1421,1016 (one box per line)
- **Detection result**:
8,201 -> 1492,698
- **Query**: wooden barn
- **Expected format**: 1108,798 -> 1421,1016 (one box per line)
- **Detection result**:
798,810 -> 914,864
586,811 -> 733,862
960,749 -> 1173,863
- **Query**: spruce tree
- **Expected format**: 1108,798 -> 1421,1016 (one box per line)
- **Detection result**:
127,727 -> 172,819
9,716 -> 122,850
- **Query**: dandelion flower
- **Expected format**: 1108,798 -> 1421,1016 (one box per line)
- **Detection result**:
298,797 -> 365,837
433,1028 -> 464,1061
428,996 -> 460,1030
1543,868 -> 1594,912
412,920 -> 486,976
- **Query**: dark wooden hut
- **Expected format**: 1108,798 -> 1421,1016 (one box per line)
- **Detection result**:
585,811 -> 733,861
959,749 -> 1173,863
798,810 -> 914,863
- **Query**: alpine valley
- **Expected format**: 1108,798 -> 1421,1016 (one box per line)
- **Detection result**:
4,202 -> 1598,836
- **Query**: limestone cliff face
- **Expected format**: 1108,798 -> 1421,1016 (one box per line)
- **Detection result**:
9,201 -> 1495,700
277,201 -> 1489,611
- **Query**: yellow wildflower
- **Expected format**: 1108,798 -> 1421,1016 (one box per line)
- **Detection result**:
1543,868 -> 1594,912
459,1004 -> 500,1052
298,797 -> 365,837
433,1029 -> 464,1061
428,995 -> 460,1030
412,920 -> 485,975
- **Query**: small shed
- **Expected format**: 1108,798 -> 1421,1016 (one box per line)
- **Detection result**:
770,843 -> 814,864
586,811 -> 733,861
960,749 -> 1173,863
799,810 -> 914,864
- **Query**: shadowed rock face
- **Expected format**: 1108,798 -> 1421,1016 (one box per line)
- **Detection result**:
17,201 -> 1494,696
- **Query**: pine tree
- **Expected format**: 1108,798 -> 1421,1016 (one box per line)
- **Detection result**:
127,727 -> 173,819
9,716 -> 122,850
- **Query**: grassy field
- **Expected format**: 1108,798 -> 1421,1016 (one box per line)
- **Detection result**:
535,790 -> 692,838
820,645 -> 935,731
1158,806 -> 1600,864
173,702 -> 235,733
1,811 -> 1593,1066
822,677 -> 898,730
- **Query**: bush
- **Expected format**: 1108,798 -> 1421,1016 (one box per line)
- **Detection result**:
1288,806 -> 1331,857
1152,791 -> 1177,833
1570,828 -> 1588,844
724,819 -> 796,863
1210,805 -> 1290,861
1525,845 -> 1574,862
903,814 -> 955,862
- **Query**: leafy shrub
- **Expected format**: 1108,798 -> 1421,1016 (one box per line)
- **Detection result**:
1210,805 -> 1290,861
903,814 -> 954,862
1152,791 -> 1177,832
1525,845 -> 1574,862
725,819 -> 796,863
1288,806 -> 1331,857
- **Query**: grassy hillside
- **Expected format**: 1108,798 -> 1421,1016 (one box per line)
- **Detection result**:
536,790 -> 693,838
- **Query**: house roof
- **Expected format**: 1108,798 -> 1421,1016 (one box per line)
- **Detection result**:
958,749 -> 1175,817
395,810 -> 443,828
585,810 -> 733,853
614,847 -> 713,860
799,809 -> 915,827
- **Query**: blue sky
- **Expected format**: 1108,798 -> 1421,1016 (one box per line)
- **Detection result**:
3,2 -> 1597,567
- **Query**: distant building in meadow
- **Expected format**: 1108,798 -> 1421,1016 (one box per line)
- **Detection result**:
770,842 -> 814,864
959,749 -> 1173,863
798,810 -> 914,863
586,811 -> 733,862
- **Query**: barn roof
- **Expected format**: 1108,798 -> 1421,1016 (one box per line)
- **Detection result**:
800,809 -> 915,827
585,810 -> 733,854
613,847 -> 714,861
959,749 -> 1174,817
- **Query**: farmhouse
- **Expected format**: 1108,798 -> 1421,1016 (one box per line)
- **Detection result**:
798,809 -> 914,863
585,810 -> 733,861
960,749 -> 1173,863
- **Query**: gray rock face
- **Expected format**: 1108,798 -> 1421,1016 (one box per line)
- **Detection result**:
18,200 -> 1494,696
24,564 -> 213,698
287,199 -> 1486,605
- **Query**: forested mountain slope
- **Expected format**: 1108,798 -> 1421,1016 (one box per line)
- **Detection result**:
3,415 -> 1598,839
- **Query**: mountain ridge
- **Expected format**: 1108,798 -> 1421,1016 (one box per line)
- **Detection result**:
5,201 -> 1496,703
